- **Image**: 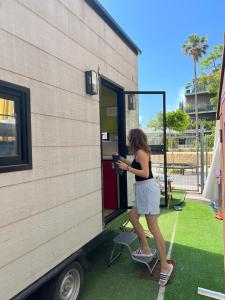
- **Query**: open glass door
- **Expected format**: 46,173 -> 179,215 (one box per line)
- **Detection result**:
122,91 -> 168,208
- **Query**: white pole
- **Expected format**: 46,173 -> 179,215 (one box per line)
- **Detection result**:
197,287 -> 225,300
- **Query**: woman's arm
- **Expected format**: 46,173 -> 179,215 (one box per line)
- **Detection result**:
112,152 -> 132,166
119,156 -> 132,166
117,149 -> 150,178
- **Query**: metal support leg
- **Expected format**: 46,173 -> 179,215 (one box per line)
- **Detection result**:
108,244 -> 123,267
131,249 -> 159,275
107,231 -> 159,275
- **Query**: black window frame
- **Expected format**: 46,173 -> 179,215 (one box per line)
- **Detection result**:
0,80 -> 32,173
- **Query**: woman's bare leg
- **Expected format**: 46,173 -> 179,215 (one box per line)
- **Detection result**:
145,215 -> 170,273
129,208 -> 151,254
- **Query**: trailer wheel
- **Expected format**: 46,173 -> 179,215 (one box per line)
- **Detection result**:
43,261 -> 84,300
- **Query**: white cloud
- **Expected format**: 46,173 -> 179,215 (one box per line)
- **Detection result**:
167,87 -> 185,112
139,115 -> 146,128
139,115 -> 144,123
178,87 -> 185,104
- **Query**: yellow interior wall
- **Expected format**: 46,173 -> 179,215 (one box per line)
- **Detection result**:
0,98 -> 14,141
100,86 -> 118,133
0,98 -> 14,120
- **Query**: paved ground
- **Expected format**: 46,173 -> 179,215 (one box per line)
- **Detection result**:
185,190 -> 211,203
154,170 -> 199,191
171,174 -> 198,190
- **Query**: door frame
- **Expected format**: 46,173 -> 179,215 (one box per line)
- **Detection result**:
123,91 -> 168,207
99,81 -> 168,225
99,76 -> 128,225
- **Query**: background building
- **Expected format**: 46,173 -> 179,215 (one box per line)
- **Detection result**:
184,80 -> 216,122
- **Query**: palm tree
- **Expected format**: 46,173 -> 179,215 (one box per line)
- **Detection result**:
182,34 -> 208,189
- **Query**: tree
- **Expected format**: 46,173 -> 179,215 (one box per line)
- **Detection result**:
182,34 -> 208,186
166,110 -> 190,132
200,44 -> 223,71
187,119 -> 216,132
199,44 -> 223,108
146,112 -> 163,131
166,110 -> 190,164
147,109 -> 190,163
147,109 -> 189,132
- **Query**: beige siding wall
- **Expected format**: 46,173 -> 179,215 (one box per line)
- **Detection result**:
0,0 -> 138,298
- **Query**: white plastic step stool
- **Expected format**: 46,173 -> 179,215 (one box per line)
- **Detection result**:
108,231 -> 159,275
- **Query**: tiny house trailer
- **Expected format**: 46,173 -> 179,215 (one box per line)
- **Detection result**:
0,0 -> 142,299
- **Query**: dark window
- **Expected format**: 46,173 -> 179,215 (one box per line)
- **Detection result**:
178,138 -> 185,145
0,80 -> 32,172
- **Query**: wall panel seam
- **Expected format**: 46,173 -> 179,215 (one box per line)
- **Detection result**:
0,167 -> 101,189
0,189 -> 102,230
32,145 -> 100,148
16,0 -> 137,71
31,112 -> 100,125
0,66 -> 100,101
4,3 -> 137,85
0,211 -> 102,270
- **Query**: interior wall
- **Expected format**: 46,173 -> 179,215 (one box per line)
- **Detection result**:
101,85 -> 118,157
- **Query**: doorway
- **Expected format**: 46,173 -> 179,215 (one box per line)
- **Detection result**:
100,78 -> 127,223
99,83 -> 168,221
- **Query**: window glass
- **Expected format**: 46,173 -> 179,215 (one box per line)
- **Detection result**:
0,98 -> 17,157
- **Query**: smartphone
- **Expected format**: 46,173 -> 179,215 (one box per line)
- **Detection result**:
112,154 -> 124,175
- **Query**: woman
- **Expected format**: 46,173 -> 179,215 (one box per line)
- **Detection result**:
117,128 -> 173,286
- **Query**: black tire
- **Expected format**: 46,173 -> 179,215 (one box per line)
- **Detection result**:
41,261 -> 84,300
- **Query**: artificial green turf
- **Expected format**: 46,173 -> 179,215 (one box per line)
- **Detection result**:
165,200 -> 224,300
170,190 -> 185,205
160,190 -> 185,208
81,200 -> 179,300
81,195 -> 224,300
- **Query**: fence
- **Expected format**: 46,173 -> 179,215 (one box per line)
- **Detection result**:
151,140 -> 213,191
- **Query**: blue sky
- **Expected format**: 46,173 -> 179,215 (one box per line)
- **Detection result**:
99,0 -> 224,127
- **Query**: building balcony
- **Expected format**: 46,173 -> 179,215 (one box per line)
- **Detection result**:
185,105 -> 216,113
185,84 -> 207,94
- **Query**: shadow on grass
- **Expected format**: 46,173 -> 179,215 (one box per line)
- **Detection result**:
81,237 -> 224,300
160,190 -> 186,216
165,243 -> 224,300
81,234 -> 163,300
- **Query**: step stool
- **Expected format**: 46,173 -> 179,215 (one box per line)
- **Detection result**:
108,231 -> 159,275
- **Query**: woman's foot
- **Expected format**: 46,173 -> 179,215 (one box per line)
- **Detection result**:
161,263 -> 170,274
132,248 -> 153,258
215,210 -> 223,220
159,264 -> 174,286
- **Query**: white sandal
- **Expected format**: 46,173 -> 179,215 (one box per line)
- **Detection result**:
132,248 -> 153,258
159,264 -> 174,286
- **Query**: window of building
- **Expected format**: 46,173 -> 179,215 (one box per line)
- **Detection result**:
0,81 -> 32,172
178,138 -> 186,145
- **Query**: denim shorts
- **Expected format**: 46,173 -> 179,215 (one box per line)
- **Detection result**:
133,178 -> 160,215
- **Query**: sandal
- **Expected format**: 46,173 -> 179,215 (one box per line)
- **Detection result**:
216,211 -> 223,220
132,248 -> 153,258
159,264 -> 174,286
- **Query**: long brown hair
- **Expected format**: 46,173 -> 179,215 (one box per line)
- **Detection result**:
128,128 -> 151,155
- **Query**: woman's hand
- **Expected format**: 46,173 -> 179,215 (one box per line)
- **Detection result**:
117,160 -> 128,170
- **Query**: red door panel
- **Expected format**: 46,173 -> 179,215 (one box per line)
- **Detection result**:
103,160 -> 118,209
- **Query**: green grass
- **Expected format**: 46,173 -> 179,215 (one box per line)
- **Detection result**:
81,196 -> 180,300
170,190 -> 185,204
160,190 -> 185,207
165,200 -> 224,300
81,194 -> 224,300
81,217 -> 162,300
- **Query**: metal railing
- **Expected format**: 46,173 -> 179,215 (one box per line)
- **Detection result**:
185,105 -> 215,113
